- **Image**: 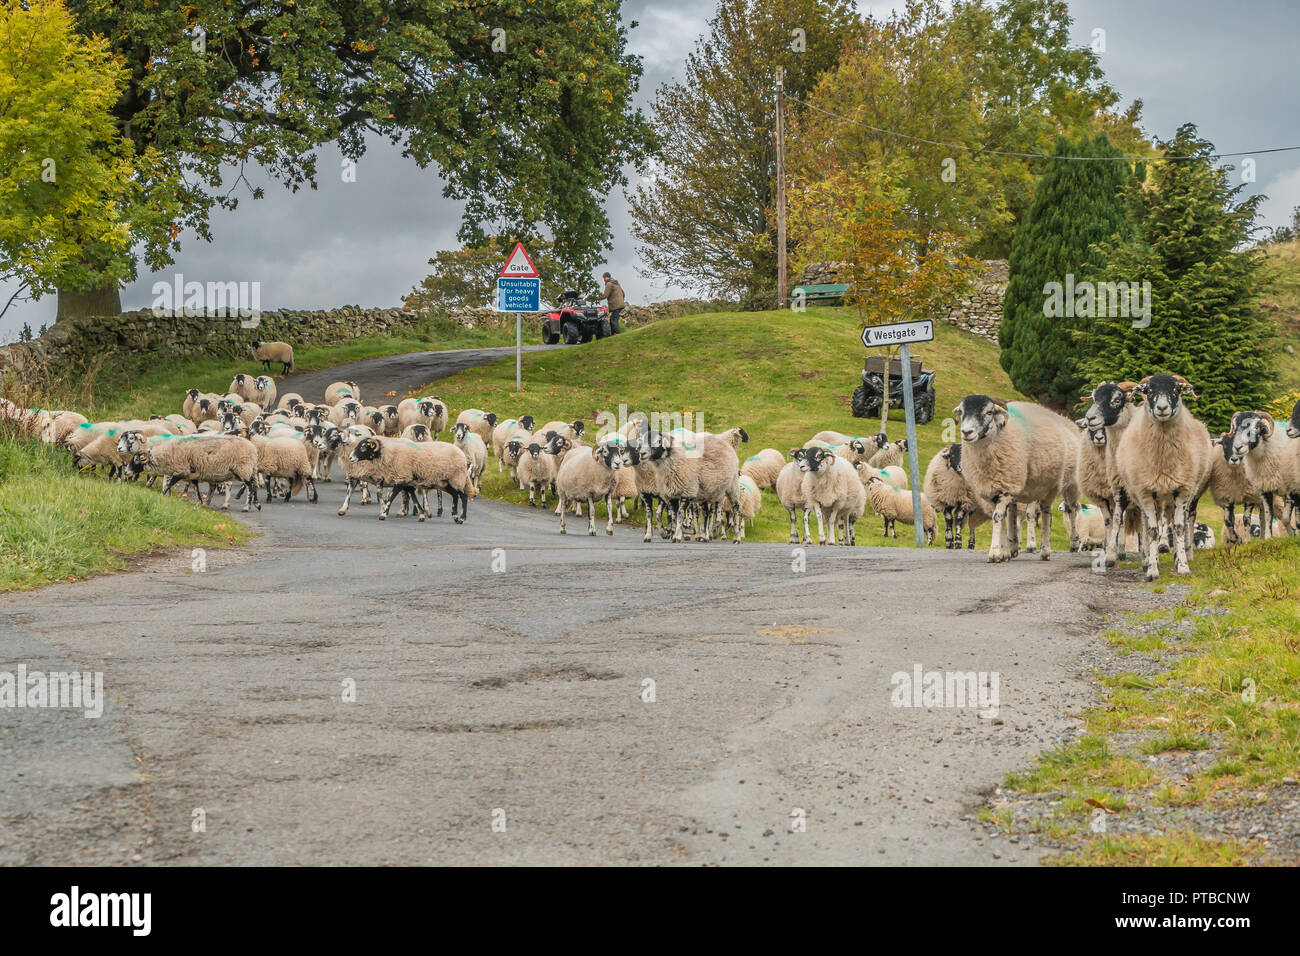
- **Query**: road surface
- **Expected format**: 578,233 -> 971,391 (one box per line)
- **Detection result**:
0,346 -> 1120,865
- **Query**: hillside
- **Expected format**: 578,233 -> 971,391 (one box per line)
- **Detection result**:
1260,239 -> 1300,393
414,306 -> 1033,547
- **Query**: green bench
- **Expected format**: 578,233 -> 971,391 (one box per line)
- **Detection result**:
791,283 -> 850,306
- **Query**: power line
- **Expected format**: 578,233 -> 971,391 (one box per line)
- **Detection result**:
787,94 -> 1300,163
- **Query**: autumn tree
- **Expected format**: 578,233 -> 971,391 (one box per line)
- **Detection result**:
627,0 -> 859,308
0,0 -> 176,320
57,0 -> 654,318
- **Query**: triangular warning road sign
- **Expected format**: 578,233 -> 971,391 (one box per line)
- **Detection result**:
499,242 -> 540,278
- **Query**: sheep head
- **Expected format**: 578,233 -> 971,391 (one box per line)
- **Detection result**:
519,415 -> 536,431
1288,398 -> 1300,440
1131,374 -> 1194,422
349,437 -> 382,462
1226,410 -> 1273,463
953,395 -> 1008,443
799,447 -> 833,473
1083,381 -> 1133,428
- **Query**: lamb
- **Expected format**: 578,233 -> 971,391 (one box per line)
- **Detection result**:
1223,409 -> 1299,539
922,443 -> 986,549
1115,374 -> 1214,579
345,436 -> 473,522
776,458 -> 812,544
516,441 -> 561,507
795,447 -> 859,545
556,442 -> 627,536
455,409 -> 498,448
250,433 -> 318,503
865,474 -> 936,544
452,421 -> 487,491
250,340 -> 294,374
325,380 -> 362,406
147,434 -> 261,510
501,436 -> 529,484
740,448 -> 785,490
953,394 -> 1082,563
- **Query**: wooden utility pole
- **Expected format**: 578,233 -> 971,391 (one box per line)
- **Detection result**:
775,66 -> 787,311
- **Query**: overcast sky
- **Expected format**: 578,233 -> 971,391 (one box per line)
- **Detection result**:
3,0 -> 1297,341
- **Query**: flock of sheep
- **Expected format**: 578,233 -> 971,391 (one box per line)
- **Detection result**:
6,364 -> 1300,582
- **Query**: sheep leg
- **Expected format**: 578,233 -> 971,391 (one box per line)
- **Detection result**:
987,494 -> 1011,563
943,507 -> 955,549
246,478 -> 260,511
454,488 -> 466,523
1138,495 -> 1162,581
1061,498 -> 1080,552
1171,493 -> 1193,574
787,508 -> 799,544
559,494 -> 568,534
1261,492 -> 1276,540
338,479 -> 358,516
642,493 -> 656,543
1105,491 -> 1125,566
1038,499 -> 1052,561
604,496 -> 614,536
436,489 -> 444,517
1223,503 -> 1237,545
378,487 -> 397,520
1007,502 -> 1020,558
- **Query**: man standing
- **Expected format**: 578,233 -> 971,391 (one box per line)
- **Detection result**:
599,271 -> 625,334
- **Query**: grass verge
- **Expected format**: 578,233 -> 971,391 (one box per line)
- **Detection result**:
0,429 -> 248,592
986,537 -> 1300,865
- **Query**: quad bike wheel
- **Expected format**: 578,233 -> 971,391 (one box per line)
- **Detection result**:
562,321 -> 581,345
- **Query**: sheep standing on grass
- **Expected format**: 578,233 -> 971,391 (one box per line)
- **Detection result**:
251,340 -> 294,374
1116,375 -> 1213,579
953,394 -> 1082,563
865,475 -> 936,544
923,444 -> 986,549
741,448 -> 785,490
867,437 -> 907,470
1079,381 -> 1144,566
1223,410 -> 1299,539
456,409 -> 498,449
1207,433 -> 1260,545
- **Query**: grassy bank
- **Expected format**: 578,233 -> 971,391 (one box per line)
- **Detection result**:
0,430 -> 248,592
983,537 -> 1300,865
410,305 -> 1054,547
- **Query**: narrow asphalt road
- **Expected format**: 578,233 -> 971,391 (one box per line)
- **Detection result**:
0,490 -> 1119,866
279,344 -> 561,404
0,345 -> 1127,865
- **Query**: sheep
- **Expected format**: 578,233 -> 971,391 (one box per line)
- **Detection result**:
923,443 -> 987,549
325,380 -> 362,406
75,421 -> 174,477
609,443 -> 640,522
397,398 -> 448,438
812,430 -> 871,446
953,394 -> 1082,563
39,411 -> 89,446
646,430 -> 741,542
804,437 -> 870,464
776,458 -> 812,544
401,424 -> 432,442
147,434 -> 261,510
536,420 -> 585,445
345,436 -> 473,522
854,461 -> 907,491
1223,409 -> 1300,539
492,416 -> 536,458
1193,523 -> 1216,549
741,448 -> 785,490
375,404 -> 400,435
556,442 -> 627,536
276,392 -> 305,413
251,340 -> 294,374
1065,502 -> 1107,548
516,441 -> 561,507
455,409 -> 499,448
250,433 -> 318,503
0,400 -> 50,437
360,406 -> 387,433
328,399 -> 363,430
161,414 -> 196,436
795,446 -> 860,545
229,373 -> 261,403
867,437 -> 908,470
500,436 -> 529,484
452,421 -> 487,491
1207,434 -> 1260,545
835,466 -> 867,545
249,375 -> 276,409
726,474 -> 763,542
1079,380 -> 1144,566
865,474 -> 936,544
1115,374 -> 1214,579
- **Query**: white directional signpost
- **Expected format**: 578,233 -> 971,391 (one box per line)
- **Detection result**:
497,242 -> 541,391
860,318 -> 934,548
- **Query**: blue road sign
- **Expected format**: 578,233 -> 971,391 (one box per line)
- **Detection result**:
497,276 -> 541,312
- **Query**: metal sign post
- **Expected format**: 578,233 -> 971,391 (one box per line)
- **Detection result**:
861,319 -> 934,547
497,243 -> 540,392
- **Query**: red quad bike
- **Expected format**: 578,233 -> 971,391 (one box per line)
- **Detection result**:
541,290 -> 610,345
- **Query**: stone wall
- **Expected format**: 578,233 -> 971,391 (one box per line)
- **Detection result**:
0,297 -> 728,385
796,259 -> 1009,342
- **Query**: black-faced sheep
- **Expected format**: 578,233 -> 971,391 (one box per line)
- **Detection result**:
923,443 -> 986,549
1223,410 -> 1299,539
556,442 -> 627,535
865,474 -> 936,544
